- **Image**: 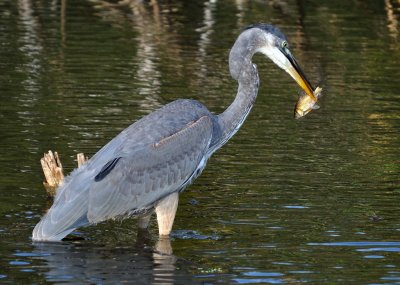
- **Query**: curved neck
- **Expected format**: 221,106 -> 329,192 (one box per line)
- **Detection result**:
214,31 -> 260,149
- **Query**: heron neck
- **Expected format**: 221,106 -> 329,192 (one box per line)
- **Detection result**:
216,53 -> 259,149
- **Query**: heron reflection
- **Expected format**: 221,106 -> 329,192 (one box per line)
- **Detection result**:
32,237 -> 182,284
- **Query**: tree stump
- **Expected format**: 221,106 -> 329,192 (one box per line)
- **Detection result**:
41,150 -> 88,197
76,153 -> 88,168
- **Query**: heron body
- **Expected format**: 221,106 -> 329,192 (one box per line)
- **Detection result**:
33,24 -> 315,241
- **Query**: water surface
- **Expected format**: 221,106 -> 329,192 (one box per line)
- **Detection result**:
0,0 -> 399,284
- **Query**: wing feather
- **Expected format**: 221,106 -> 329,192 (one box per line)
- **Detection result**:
94,157 -> 122,182
87,116 -> 213,223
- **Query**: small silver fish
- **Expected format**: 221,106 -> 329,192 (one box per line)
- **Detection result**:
294,86 -> 322,119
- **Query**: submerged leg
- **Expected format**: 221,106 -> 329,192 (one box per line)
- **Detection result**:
136,212 -> 153,249
155,192 -> 179,236
138,211 -> 153,230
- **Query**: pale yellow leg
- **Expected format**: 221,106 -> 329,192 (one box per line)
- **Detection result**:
155,192 -> 179,236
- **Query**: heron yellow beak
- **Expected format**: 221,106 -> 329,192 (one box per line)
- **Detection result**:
259,44 -> 317,101
282,48 -> 317,101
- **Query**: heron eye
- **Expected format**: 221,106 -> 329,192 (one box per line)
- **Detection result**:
281,41 -> 288,48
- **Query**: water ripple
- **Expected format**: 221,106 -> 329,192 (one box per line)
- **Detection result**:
308,241 -> 400,247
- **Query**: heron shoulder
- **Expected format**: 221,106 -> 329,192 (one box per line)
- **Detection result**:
123,98 -> 212,141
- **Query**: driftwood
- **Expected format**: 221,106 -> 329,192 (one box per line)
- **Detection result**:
41,150 -> 88,197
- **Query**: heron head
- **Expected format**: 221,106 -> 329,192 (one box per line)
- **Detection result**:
246,24 -> 317,102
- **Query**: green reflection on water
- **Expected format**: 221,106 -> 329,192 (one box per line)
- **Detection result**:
0,0 -> 399,284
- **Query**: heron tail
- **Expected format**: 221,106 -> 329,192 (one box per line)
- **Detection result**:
32,213 -> 88,242
32,167 -> 92,242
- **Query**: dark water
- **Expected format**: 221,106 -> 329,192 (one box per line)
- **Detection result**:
1,0 -> 399,284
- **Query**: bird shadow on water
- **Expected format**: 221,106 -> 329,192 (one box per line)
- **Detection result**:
29,232 -> 188,284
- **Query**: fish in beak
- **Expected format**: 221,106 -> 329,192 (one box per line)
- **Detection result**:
275,46 -> 323,118
258,40 -> 321,118
294,86 -> 323,119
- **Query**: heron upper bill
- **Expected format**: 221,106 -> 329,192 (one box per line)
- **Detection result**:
283,49 -> 317,102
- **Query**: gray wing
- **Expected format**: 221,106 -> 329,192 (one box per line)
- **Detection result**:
87,115 -> 213,223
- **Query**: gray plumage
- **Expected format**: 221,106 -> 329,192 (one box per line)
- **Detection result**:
33,24 -> 314,241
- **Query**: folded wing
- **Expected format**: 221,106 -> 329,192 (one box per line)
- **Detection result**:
88,115 -> 213,223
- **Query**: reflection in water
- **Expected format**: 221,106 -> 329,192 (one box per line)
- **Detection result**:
90,0 -> 181,112
130,1 -> 163,111
234,0 -> 246,27
196,0 -> 217,76
115,0 -> 165,110
17,0 -> 43,87
384,0 -> 399,40
32,237 -> 177,284
15,0 -> 43,159
60,0 -> 67,48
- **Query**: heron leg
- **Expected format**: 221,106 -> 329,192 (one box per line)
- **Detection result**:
138,211 -> 153,229
155,192 -> 179,236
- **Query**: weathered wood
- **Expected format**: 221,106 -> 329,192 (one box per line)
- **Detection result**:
41,151 -> 64,196
41,151 -> 87,197
76,153 -> 88,167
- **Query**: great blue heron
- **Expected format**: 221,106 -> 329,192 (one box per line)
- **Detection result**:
32,24 -> 316,241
